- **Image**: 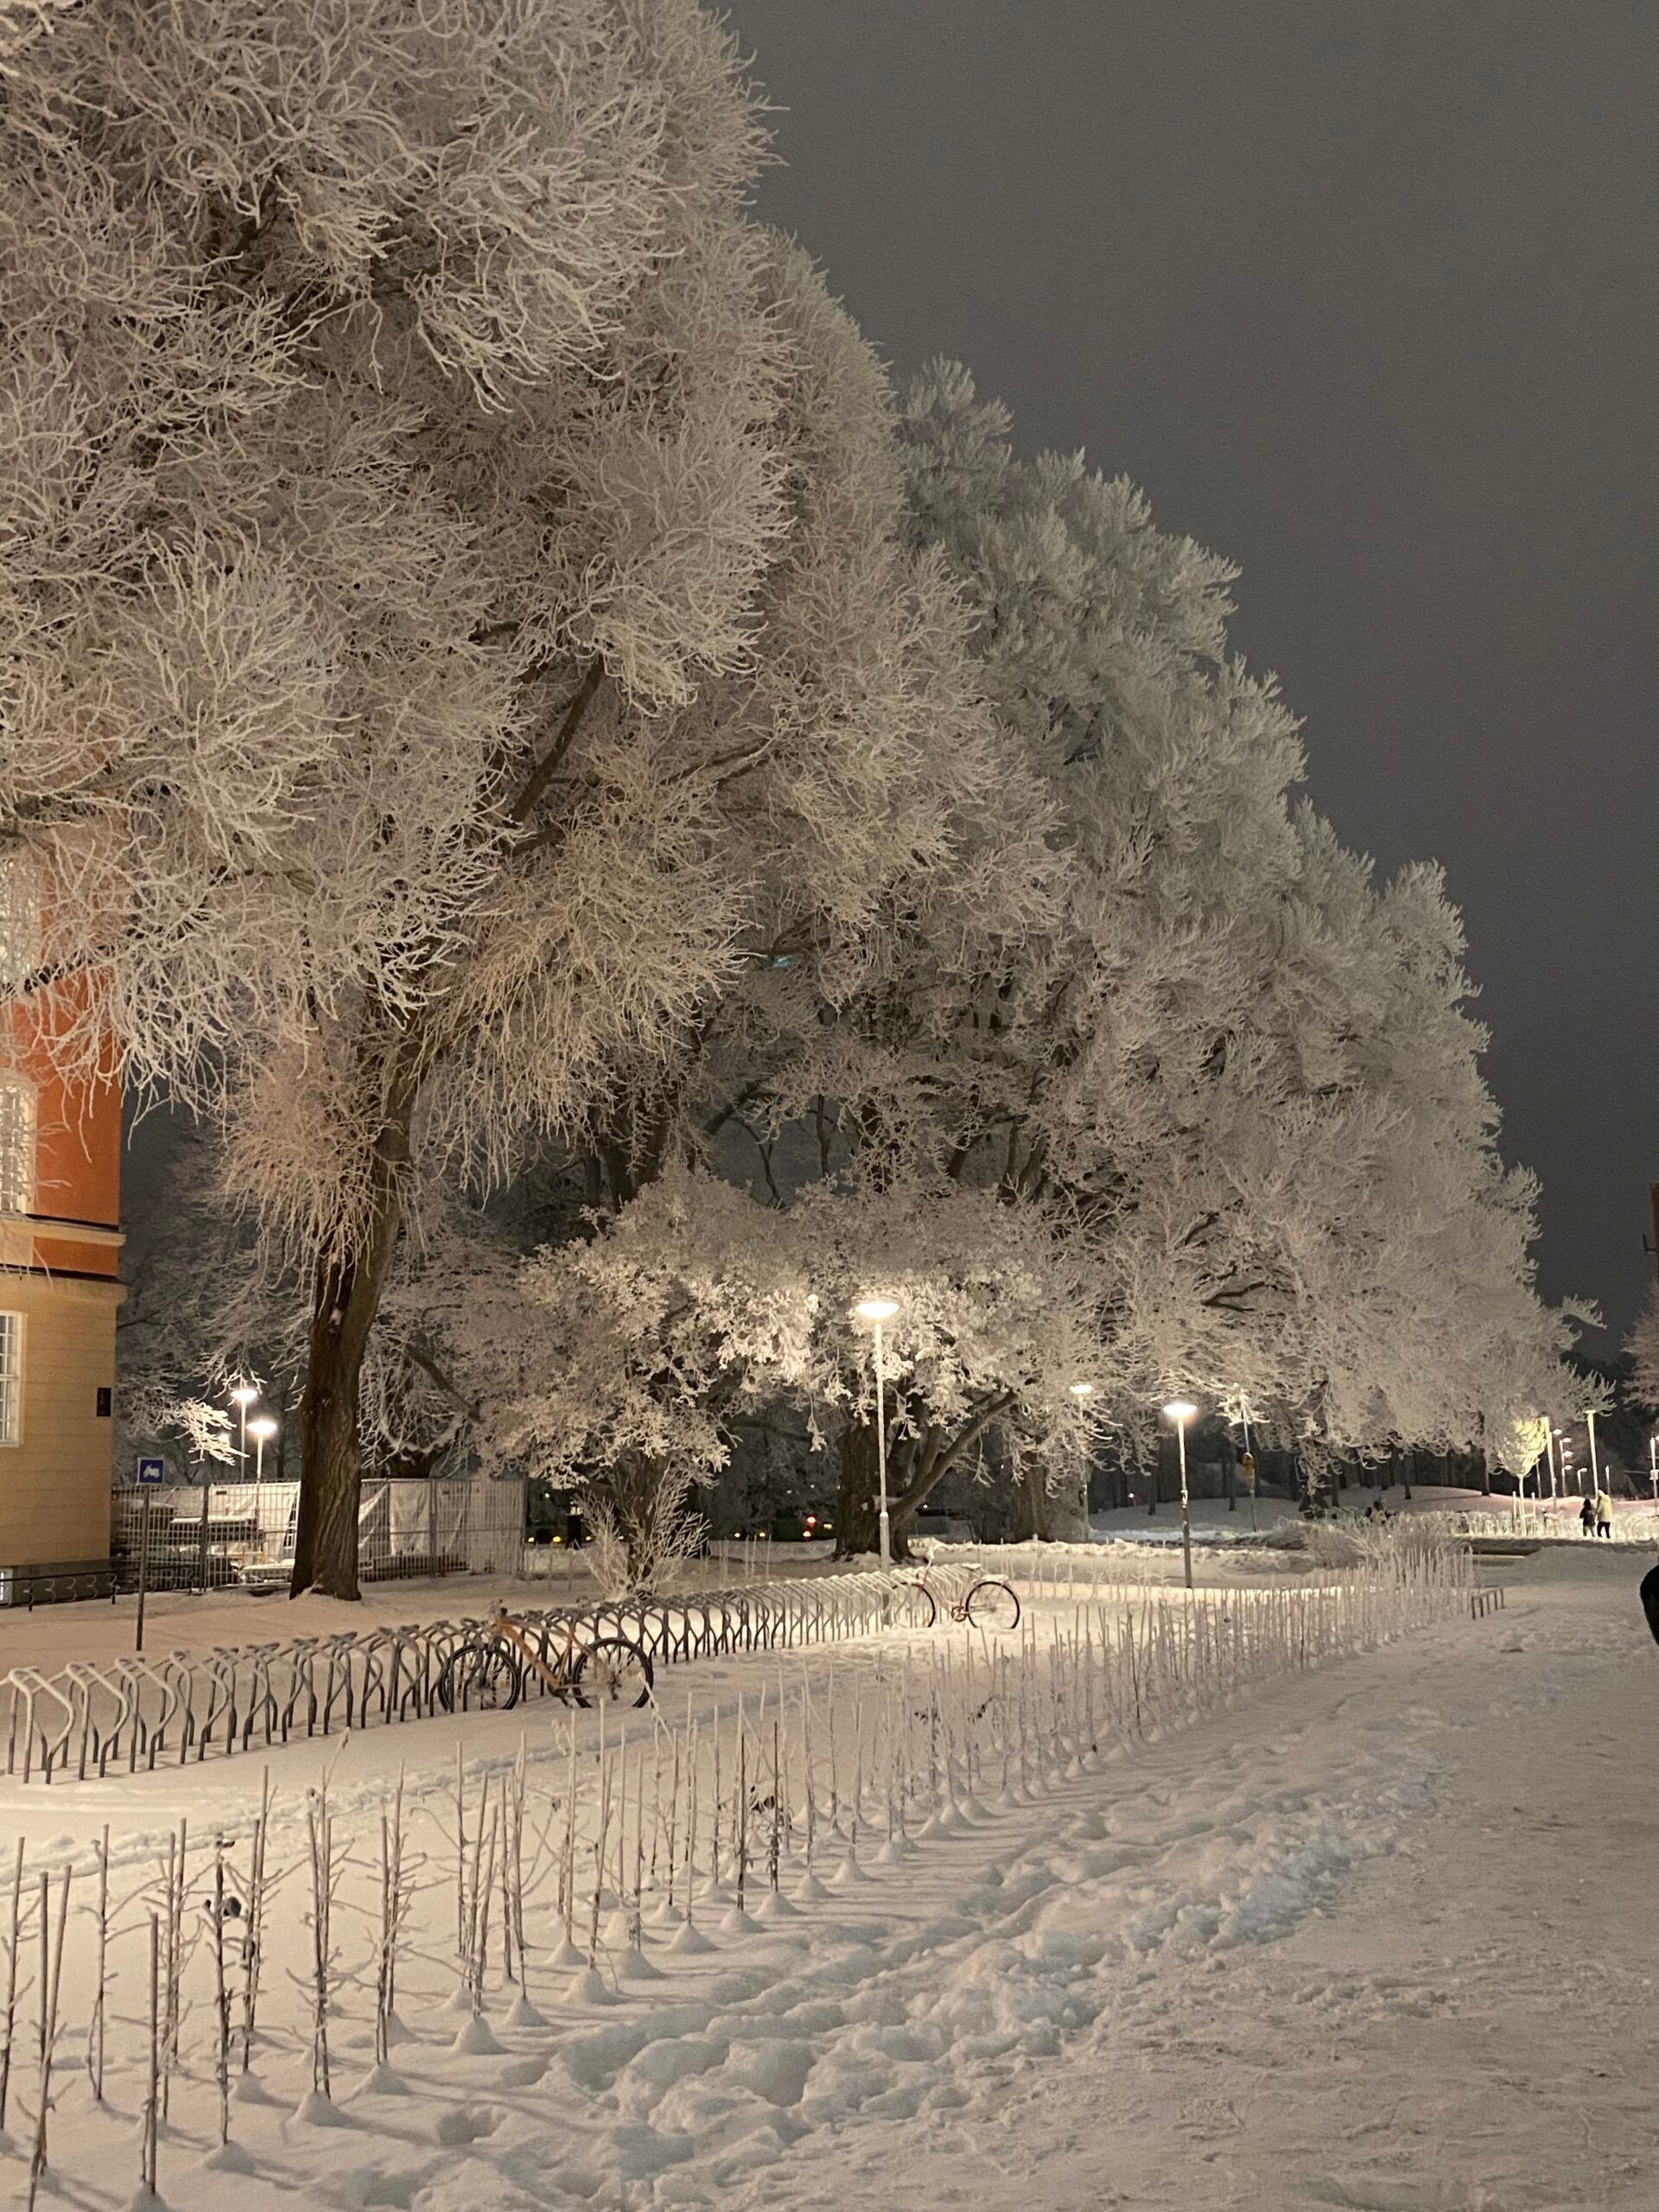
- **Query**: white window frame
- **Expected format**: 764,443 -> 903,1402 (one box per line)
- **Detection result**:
0,1313 -> 21,1447
0,1077 -> 35,1216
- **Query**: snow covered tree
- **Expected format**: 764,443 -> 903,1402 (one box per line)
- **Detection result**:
863,365 -> 1576,1470
0,0 -> 1012,1592
531,359 -> 1584,1541
467,1166 -> 1097,1564
1626,1291 -> 1659,1412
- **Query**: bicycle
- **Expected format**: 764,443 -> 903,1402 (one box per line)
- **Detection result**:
900,1570 -> 1021,1632
435,1605 -> 653,1713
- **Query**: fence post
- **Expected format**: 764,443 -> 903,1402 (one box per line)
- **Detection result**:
427,1481 -> 437,1579
196,1469 -> 212,1593
136,1495 -> 151,1656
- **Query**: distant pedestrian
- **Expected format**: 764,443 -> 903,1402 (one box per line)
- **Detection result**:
1580,1496 -> 1595,1536
1595,1489 -> 1614,1538
1643,1563 -> 1659,1646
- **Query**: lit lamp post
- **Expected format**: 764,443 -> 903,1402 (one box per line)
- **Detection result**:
853,1298 -> 899,1566
1163,1398 -> 1198,1592
1649,1435 -> 1658,1506
247,1414 -> 277,1484
231,1382 -> 258,1469
1069,1382 -> 1095,1535
1586,1408 -> 1603,1510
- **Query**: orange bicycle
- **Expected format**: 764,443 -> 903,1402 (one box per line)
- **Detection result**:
901,1571 -> 1020,1631
435,1605 -> 653,1712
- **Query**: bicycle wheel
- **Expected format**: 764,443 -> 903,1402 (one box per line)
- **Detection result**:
436,1642 -> 524,1713
571,1636 -> 653,1708
963,1578 -> 1020,1632
903,1579 -> 938,1629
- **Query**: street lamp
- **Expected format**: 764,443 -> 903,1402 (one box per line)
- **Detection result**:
1586,1408 -> 1603,1511
1162,1399 -> 1198,1591
247,1414 -> 277,1484
1069,1382 -> 1095,1535
230,1382 -> 258,1469
853,1298 -> 899,1566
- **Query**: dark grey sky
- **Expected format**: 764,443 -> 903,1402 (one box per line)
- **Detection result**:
725,0 -> 1658,1342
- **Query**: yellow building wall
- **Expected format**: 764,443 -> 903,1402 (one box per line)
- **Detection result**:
0,1271 -> 121,1568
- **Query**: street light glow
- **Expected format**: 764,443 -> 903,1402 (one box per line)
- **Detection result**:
1163,1399 -> 1198,1422
230,1383 -> 259,1408
247,1416 -> 277,1442
1069,1381 -> 1095,1398
853,1297 -> 899,1323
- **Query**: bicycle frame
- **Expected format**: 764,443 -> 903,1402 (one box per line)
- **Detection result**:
491,1606 -> 580,1696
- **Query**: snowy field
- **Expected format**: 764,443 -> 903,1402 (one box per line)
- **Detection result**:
3,1541 -> 1654,2209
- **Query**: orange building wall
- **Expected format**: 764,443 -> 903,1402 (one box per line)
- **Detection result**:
2,974 -> 124,1580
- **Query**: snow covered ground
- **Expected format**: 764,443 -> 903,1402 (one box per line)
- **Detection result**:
743,1543 -> 1659,2212
2,1541 -> 1654,2209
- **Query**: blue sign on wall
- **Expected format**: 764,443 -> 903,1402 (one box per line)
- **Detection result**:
136,1456 -> 166,1486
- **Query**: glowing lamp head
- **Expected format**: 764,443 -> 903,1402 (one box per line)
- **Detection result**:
230,1383 -> 259,1408
247,1415 -> 278,1443
1069,1382 -> 1095,1399
853,1298 -> 899,1324
1162,1399 -> 1198,1423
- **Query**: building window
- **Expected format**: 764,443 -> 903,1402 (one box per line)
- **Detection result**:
0,1079 -> 34,1215
0,1314 -> 20,1446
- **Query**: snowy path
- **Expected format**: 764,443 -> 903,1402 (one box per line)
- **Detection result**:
728,1545 -> 1659,2212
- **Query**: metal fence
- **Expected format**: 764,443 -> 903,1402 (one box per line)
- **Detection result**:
109,1475 -> 531,1596
0,1564 -> 977,1786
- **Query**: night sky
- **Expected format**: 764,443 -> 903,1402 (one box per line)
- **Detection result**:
723,1 -> 1658,1343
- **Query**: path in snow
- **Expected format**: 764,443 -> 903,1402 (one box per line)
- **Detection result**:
728,1542 -> 1659,2212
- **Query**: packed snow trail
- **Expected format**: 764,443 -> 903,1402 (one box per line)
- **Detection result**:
728,1543 -> 1659,2212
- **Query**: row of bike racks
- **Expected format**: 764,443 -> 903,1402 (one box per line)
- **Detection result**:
0,1567 -> 975,1786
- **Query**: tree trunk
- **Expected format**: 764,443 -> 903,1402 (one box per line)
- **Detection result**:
291,1072 -> 416,1600
834,1419 -> 906,1560
293,1269 -> 373,1599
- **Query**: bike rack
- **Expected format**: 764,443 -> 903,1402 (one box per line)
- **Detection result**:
0,1566 -> 944,1786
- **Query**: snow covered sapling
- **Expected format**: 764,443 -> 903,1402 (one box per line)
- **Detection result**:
303,1784 -> 341,2104
375,1779 -> 408,2068
26,1866 -> 68,2208
0,1836 -> 22,2133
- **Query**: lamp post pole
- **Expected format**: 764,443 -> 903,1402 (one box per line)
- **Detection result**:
853,1298 -> 900,1567
1163,1400 -> 1198,1591
231,1383 -> 258,1477
1586,1409 -> 1602,1510
249,1416 -> 277,1485
1069,1382 -> 1095,1537
873,1318 -> 891,1567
